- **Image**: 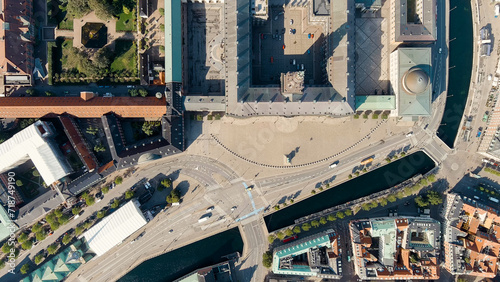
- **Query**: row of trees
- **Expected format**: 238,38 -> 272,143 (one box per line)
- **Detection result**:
385,151 -> 407,163
268,210 -> 352,244
358,174 -> 437,212
128,88 -> 148,97
67,0 -> 135,20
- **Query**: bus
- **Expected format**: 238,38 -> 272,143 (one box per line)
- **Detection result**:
283,235 -> 298,243
360,157 -> 374,165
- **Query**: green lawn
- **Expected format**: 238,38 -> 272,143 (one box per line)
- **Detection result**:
111,40 -> 137,75
59,39 -> 74,70
116,10 -> 137,32
58,15 -> 73,30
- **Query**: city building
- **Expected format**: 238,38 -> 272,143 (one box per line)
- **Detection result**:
0,204 -> 16,241
389,47 -> 432,119
271,230 -> 342,279
0,0 -> 35,96
355,0 -> 383,13
390,0 -> 436,43
443,193 -> 500,278
0,94 -> 168,119
174,260 -> 235,282
349,217 -> 440,280
21,239 -> 95,282
0,121 -> 72,186
81,199 -> 147,257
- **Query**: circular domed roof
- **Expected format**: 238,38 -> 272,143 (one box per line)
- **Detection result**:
402,68 -> 429,95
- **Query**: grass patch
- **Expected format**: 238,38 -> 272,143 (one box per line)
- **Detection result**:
59,39 -> 74,71
111,40 -> 137,75
116,10 -> 137,32
58,16 -> 73,30
47,0 -> 73,30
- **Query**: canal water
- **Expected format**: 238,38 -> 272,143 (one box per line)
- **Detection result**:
437,0 -> 473,147
264,151 -> 435,232
118,227 -> 243,282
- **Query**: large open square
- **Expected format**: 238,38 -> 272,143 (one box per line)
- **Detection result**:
252,6 -> 327,86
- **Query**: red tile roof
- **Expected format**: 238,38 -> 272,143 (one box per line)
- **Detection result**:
0,97 -> 167,118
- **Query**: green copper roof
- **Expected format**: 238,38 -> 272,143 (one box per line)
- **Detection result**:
164,0 -> 182,83
355,95 -> 396,111
397,48 -> 432,117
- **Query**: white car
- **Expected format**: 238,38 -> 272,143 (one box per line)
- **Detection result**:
329,162 -> 338,168
290,19 -> 294,25
406,132 -> 413,137
206,206 -> 214,212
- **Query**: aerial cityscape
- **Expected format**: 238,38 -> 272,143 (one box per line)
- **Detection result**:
0,0 -> 495,281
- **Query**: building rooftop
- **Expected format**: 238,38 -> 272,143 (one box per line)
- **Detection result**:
0,96 -> 167,118
393,0 -> 436,42
355,95 -> 396,111
164,0 -> 182,83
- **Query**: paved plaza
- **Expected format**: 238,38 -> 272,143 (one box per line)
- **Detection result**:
355,17 -> 390,95
252,6 -> 326,85
184,3 -> 225,95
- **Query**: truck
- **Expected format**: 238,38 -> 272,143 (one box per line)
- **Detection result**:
360,157 -> 374,165
198,214 -> 211,223
496,4 -> 500,18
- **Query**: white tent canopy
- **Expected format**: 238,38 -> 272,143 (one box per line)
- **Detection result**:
0,121 -> 71,185
83,200 -> 147,257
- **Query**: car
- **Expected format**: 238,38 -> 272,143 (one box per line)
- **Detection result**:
95,192 -> 103,199
308,33 -> 311,38
293,59 -> 296,65
64,91 -> 69,94
311,34 -> 314,38
292,29 -> 296,34
126,85 -> 135,89
289,28 -> 292,34
104,93 -> 113,97
231,206 -> 237,211
282,44 -> 285,50
279,35 -> 282,41
260,33 -> 264,39
439,48 -> 442,54
104,86 -> 110,88
290,19 -> 293,25
329,162 -> 338,168
300,64 -> 304,70
98,85 -> 104,88
206,206 -> 215,212
405,132 -> 413,137
169,229 -> 173,233
307,49 -> 311,54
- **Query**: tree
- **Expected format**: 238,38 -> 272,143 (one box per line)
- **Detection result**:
320,217 -> 327,225
159,8 -> 164,16
327,214 -> 336,221
50,222 -> 60,231
276,231 -> 285,240
336,211 -> 345,219
348,174 -> 353,179
361,203 -> 371,211
97,210 -> 106,219
86,126 -> 98,135
32,169 -> 40,177
75,226 -> 84,236
21,240 -> 32,250
268,234 -> 276,244
102,186 -> 109,194
67,0 -> 90,18
34,254 -> 44,265
161,178 -> 172,188
311,190 -> 316,195
114,176 -> 123,185
311,220 -> 320,228
20,263 -> 30,275
111,199 -> 120,209
94,144 -> 106,152
45,91 -> 55,97
427,191 -> 443,206
138,88 -> 148,97
387,194 -> 397,202
26,88 -> 36,96
18,232 -> 28,244
62,234 -> 72,245
427,174 -> 436,182
19,118 -> 38,129
293,226 -> 301,234
31,223 -> 42,234
72,207 -> 82,216
88,0 -> 114,20
1,243 -> 9,254
262,251 -> 273,268
386,157 -> 391,163
301,222 -> 311,232
47,244 -> 58,255
344,209 -> 352,216
125,190 -> 135,200
86,196 -> 95,206
35,231 -> 47,242
58,215 -> 69,225
285,229 -> 294,236
354,171 -> 360,176
379,198 -> 388,207
54,209 -> 63,218
129,89 -> 139,96
414,196 -> 429,208
93,47 -> 112,69
166,189 -> 181,203
159,46 -> 165,53
159,24 -> 165,32
16,180 -> 23,187
83,221 -> 93,230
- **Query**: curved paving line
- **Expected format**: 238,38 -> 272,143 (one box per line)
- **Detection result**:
210,119 -> 388,169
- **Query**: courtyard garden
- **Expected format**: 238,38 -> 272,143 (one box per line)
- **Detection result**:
49,37 -> 138,84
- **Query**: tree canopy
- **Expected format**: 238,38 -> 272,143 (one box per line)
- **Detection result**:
166,189 -> 181,203
262,251 -> 273,268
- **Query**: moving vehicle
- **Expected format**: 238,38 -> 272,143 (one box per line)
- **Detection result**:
300,64 -> 304,70
438,48 -> 442,54
206,206 -> 214,212
283,235 -> 298,243
131,231 -> 146,244
282,44 -> 285,50
198,214 -> 211,223
406,132 -> 413,137
290,19 -> 293,25
496,4 -> 500,18
308,33 -> 311,39
329,162 -> 338,168
231,206 -> 237,211
292,59 -> 296,65
360,157 -> 374,165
